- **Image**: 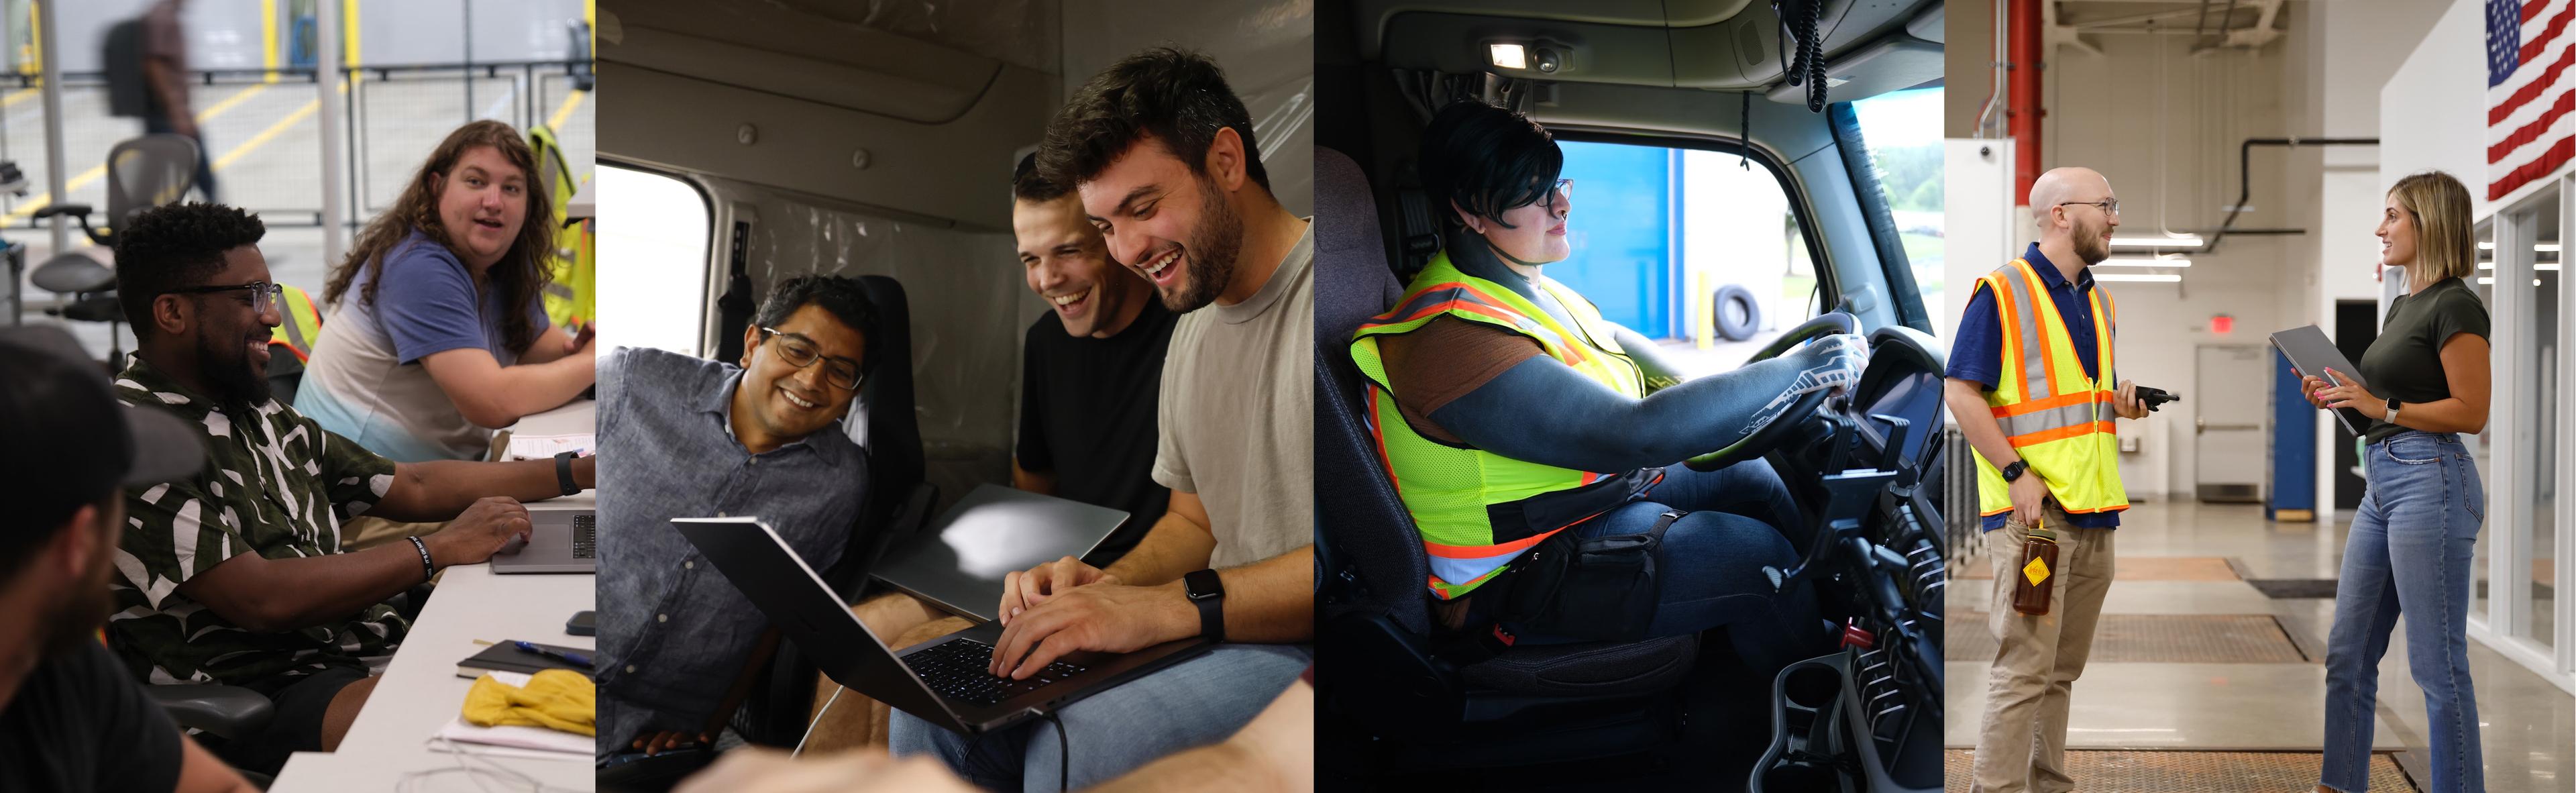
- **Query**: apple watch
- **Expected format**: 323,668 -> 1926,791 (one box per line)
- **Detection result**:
2000,460 -> 2029,483
2385,396 -> 2402,424
554,451 -> 582,496
1183,568 -> 1226,643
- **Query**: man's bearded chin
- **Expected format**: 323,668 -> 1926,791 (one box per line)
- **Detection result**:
195,326 -> 272,413
1169,180 -> 1244,313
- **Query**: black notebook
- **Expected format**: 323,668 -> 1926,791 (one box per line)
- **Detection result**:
457,641 -> 594,680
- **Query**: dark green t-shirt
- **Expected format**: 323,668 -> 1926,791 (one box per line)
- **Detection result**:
2357,276 -> 2489,444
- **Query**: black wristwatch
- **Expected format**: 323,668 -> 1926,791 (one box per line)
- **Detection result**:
553,451 -> 582,496
2000,460 -> 2029,483
1183,568 -> 1226,643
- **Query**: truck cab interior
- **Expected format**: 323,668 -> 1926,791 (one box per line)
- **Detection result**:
1314,1 -> 1949,790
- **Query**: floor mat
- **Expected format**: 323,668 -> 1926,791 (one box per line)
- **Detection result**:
2247,578 -> 2342,598
1944,749 -> 2413,792
1946,613 -> 2310,664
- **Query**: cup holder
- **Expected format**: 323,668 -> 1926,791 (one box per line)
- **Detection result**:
1783,662 -> 1842,709
1759,760 -> 1836,791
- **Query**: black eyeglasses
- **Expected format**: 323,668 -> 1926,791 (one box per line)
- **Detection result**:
166,280 -> 284,315
2057,199 -> 2120,216
757,327 -> 864,390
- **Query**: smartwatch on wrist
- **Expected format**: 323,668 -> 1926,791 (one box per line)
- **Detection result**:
2000,460 -> 2029,483
2385,396 -> 2402,423
1183,569 -> 1226,643
553,451 -> 582,496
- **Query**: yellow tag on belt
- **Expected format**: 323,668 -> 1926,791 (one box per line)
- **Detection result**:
2022,556 -> 2051,586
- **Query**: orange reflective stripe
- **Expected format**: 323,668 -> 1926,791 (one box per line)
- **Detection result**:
1423,526 -> 1562,559
2005,421 -> 2118,447
2059,503 -> 2131,515
1990,390 -> 2110,417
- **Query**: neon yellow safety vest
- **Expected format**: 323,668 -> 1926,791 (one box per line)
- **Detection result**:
1972,258 -> 2129,519
529,124 -> 592,329
267,283 -> 323,363
1350,252 -> 1658,600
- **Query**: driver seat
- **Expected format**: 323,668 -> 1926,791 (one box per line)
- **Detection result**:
1315,146 -> 1693,768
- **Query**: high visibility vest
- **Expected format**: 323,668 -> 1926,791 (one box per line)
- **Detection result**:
529,124 -> 592,329
1972,258 -> 2129,519
268,283 -> 323,362
1349,253 -> 1656,600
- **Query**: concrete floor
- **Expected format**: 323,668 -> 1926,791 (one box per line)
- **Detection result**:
1946,500 -> 2575,792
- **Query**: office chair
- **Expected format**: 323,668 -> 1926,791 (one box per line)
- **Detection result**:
29,134 -> 203,362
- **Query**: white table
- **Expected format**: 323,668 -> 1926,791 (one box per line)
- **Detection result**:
268,564 -> 597,792
512,399 -> 596,439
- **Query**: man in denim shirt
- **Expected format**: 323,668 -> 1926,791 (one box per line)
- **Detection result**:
594,276 -> 877,763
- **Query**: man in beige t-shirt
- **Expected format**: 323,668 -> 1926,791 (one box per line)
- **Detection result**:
885,48 -> 1313,790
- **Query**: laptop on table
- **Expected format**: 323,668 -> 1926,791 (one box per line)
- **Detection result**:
490,505 -> 596,574
674,516 -> 1213,735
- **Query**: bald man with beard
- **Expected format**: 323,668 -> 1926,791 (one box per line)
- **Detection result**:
1946,167 -> 2151,792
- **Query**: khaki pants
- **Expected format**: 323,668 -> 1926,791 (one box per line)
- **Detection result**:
1972,501 -> 2115,793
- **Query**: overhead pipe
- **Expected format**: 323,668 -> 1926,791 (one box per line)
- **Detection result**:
2178,137 -> 2379,254
2008,0 -> 2043,203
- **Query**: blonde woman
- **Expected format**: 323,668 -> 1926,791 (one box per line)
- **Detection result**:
2304,170 -> 2492,793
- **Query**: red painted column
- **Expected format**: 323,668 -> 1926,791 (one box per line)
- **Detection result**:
2008,0 -> 2043,206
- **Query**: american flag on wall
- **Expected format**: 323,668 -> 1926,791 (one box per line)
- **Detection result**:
2493,0 -> 2576,201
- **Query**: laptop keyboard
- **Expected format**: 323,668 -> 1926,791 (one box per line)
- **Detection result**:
572,514 -> 596,560
903,638 -> 1089,706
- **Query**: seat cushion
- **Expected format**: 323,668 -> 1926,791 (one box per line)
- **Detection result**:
31,252 -> 112,294
1460,634 -> 1699,696
60,294 -> 125,323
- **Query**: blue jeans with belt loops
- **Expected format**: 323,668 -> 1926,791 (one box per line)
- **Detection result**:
2320,431 -> 2485,792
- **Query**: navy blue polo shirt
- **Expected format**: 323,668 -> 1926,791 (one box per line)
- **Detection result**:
1946,243 -> 2121,531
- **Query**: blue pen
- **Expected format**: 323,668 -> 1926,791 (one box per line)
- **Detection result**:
513,641 -> 594,669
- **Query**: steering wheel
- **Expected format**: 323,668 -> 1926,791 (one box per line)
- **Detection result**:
1682,311 -> 1860,472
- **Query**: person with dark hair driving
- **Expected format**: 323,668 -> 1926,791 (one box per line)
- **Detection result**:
1348,99 -> 1865,663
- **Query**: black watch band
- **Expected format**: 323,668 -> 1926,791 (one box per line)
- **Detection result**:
2000,460 -> 2028,482
554,451 -> 581,496
1183,568 -> 1225,643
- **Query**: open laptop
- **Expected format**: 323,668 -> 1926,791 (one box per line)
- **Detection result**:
871,484 -> 1132,623
674,517 -> 1213,735
492,505 -> 596,574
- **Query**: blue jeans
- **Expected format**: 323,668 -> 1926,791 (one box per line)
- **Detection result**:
889,643 -> 1309,792
1506,460 -> 1822,668
2321,431 -> 2485,792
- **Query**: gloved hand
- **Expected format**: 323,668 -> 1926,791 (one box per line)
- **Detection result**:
1787,332 -> 1869,397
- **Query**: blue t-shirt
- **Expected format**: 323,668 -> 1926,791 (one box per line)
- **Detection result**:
294,231 -> 551,462
1945,243 -> 2119,531
369,233 -> 549,365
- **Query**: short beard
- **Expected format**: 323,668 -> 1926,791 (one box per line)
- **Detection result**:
1163,178 -> 1244,314
2074,217 -> 2111,266
194,323 -> 272,414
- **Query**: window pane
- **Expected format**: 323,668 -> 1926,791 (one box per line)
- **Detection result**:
1549,140 -> 1819,375
596,165 -> 712,356
1851,87 -> 1945,331
2473,219 -> 2495,625
2524,193 -> 2559,648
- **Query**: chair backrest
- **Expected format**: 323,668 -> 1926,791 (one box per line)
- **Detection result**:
1313,146 -> 1432,635
105,134 -> 202,240
851,275 -> 926,540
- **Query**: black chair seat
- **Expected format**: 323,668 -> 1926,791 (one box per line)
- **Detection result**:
60,295 -> 124,323
1460,634 -> 1699,696
31,252 -> 111,294
146,684 -> 275,741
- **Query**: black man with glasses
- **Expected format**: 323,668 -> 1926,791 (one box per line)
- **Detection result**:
593,274 -> 879,774
101,203 -> 596,774
1945,167 -> 2151,793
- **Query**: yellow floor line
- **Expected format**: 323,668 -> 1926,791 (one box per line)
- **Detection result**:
5,84 -> 290,223
547,90 -> 586,131
210,99 -> 318,172
0,87 -> 32,109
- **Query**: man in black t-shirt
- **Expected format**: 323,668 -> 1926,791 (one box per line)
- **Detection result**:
0,326 -> 254,793
1007,152 -> 1177,563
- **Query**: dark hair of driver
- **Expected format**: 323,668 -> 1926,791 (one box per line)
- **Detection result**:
114,201 -> 269,341
1034,46 -> 1269,194
1012,152 -> 1069,203
753,274 -> 882,380
1419,99 -> 1564,233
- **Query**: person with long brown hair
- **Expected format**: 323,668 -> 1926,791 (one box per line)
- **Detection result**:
2304,170 -> 2493,793
294,119 -> 596,466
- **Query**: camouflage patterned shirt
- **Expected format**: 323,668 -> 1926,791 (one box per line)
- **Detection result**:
106,355 -> 408,686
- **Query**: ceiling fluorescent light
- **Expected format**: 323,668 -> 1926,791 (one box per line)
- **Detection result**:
1489,43 -> 1527,70
2098,257 -> 2191,268
2108,235 -> 2202,248
2481,241 -> 2561,252
2095,273 -> 2182,282
2477,262 -> 2562,270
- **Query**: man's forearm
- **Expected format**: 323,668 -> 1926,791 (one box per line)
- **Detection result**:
1944,378 -> 2019,470
176,541 -> 431,632
1208,545 -> 1314,643
1103,511 -> 1217,587
371,458 -> 588,521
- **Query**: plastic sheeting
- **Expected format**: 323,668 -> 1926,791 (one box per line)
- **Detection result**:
1062,0 -> 1315,216
716,177 -> 1036,505
765,0 -> 1061,74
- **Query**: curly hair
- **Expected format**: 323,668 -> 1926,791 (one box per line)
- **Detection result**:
1034,47 -> 1267,195
324,119 -> 557,353
113,202 -> 268,339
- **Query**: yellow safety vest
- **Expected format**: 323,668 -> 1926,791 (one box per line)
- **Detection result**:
1350,252 -> 1656,599
1972,258 -> 2129,519
267,283 -> 323,362
529,124 -> 591,329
